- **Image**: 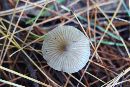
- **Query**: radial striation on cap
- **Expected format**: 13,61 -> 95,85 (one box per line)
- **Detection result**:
42,26 -> 90,73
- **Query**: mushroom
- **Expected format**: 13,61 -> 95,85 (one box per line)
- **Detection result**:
42,26 -> 90,73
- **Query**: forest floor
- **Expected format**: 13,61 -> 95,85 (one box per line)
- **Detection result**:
0,0 -> 130,87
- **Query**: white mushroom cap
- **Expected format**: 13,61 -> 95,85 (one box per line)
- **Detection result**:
42,26 -> 90,73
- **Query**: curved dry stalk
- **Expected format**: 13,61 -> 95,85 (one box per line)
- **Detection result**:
102,67 -> 130,87
0,0 -> 54,16
0,66 -> 52,87
0,78 -> 25,87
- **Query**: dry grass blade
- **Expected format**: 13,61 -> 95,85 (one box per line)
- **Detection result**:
102,67 -> 130,87
0,66 -> 52,87
0,78 -> 25,87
